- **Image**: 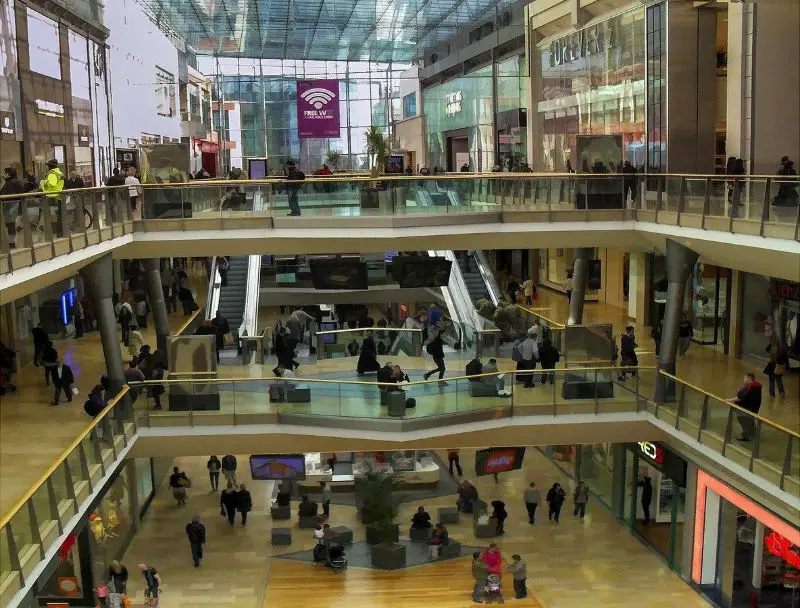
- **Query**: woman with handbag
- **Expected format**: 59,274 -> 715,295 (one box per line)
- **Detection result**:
169,466 -> 190,506
764,343 -> 788,399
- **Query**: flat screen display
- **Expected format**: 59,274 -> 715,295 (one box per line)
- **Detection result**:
249,454 -> 307,480
309,259 -> 368,290
397,257 -> 452,288
248,158 -> 267,179
474,447 -> 526,476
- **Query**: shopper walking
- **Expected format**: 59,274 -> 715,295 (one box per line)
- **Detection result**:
207,455 -> 221,491
221,454 -> 237,485
236,484 -> 252,526
185,516 -> 206,567
447,448 -> 463,477
320,480 -> 332,518
573,481 -> 590,519
51,358 -> 75,406
41,340 -> 58,386
118,300 -> 133,346
284,160 -> 306,216
220,482 -> 238,526
32,324 -> 48,366
490,499 -> 508,535
678,316 -> 693,357
618,326 -> 638,381
546,482 -> 566,523
638,476 -> 653,523
506,554 -> 528,599
523,481 -> 540,524
423,333 -> 447,383
169,466 -> 189,506
764,343 -> 788,399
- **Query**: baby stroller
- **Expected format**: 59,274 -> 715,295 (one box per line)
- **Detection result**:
326,543 -> 347,572
484,573 -> 504,604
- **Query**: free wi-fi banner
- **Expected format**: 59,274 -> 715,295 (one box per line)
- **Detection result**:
297,79 -> 341,138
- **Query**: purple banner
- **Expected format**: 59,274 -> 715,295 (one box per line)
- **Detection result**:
297,79 -> 340,138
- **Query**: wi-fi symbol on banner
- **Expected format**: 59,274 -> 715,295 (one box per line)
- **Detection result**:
301,87 -> 335,109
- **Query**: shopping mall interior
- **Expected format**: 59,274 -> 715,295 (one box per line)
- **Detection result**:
0,0 -> 799,607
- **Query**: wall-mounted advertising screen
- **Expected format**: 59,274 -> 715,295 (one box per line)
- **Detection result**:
249,454 -> 306,480
309,259 -> 368,290
393,256 -> 452,288
474,447 -> 526,476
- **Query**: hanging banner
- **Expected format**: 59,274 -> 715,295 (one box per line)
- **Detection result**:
297,79 -> 340,138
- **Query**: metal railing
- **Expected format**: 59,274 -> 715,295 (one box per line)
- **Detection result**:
0,387 -> 132,605
2,173 -> 797,276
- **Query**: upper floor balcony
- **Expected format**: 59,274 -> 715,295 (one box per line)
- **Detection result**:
2,173 -> 799,300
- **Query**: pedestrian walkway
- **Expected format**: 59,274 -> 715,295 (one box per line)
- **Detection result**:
118,449 -> 709,608
0,274 -> 206,515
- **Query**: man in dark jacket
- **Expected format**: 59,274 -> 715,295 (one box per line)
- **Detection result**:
637,476 -> 653,523
185,516 -> 206,567
537,338 -> 560,385
622,160 -> 637,205
465,357 -> 483,381
618,326 -> 638,380
731,372 -> 763,441
1,167 -> 25,196
284,160 -> 306,216
356,334 -> 380,375
298,495 -> 319,517
236,484 -> 252,526
211,312 -> 230,362
220,482 -> 238,525
423,334 -> 446,383
106,168 -> 125,187
31,324 -> 48,366
51,358 -> 75,405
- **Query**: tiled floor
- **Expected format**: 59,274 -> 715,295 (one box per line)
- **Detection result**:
120,449 -> 711,608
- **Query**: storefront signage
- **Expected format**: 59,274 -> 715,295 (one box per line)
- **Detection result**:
549,21 -> 617,66
765,532 -> 800,569
771,280 -> 800,301
0,111 -> 15,139
445,91 -> 463,116
297,79 -> 340,138
637,441 -> 663,464
632,442 -> 686,486
77,124 -> 91,147
35,99 -> 64,118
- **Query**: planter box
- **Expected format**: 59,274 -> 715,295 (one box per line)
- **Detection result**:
366,523 -> 400,545
371,543 -> 407,570
360,188 -> 379,209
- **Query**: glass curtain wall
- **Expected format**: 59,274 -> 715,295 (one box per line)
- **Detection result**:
536,6 -> 646,172
200,57 -> 407,172
0,0 -> 22,173
423,65 -> 494,171
496,54 -> 529,169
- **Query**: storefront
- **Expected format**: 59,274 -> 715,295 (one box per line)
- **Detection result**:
537,248 -> 629,308
299,451 -> 441,491
692,469 -> 800,607
740,274 -> 800,365
621,441 -> 688,572
691,263 -> 732,349
0,0 -> 23,173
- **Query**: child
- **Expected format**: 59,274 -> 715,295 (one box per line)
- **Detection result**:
484,573 -> 504,604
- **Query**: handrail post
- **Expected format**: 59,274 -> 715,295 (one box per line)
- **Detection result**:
676,383 -> 686,429
698,394 -> 709,442
77,441 -> 93,493
594,369 -> 599,414
584,178 -> 590,221
759,177 -> 771,236
27,501 -> 44,558
779,436 -> 793,491
655,177 -> 663,223
40,198 -> 55,257
749,419 -> 760,472
701,177 -> 710,229
722,409 -> 734,457
58,196 -> 70,251
729,180 -> 741,231
677,176 -> 685,225
46,477 -> 63,534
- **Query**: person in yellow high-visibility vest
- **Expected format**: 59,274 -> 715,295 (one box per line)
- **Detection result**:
39,159 -> 64,197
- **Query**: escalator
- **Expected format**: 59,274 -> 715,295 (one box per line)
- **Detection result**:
216,256 -> 249,330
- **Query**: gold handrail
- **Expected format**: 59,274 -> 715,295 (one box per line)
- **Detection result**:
2,172 -> 797,202
514,304 -> 566,329
129,365 -> 658,388
658,370 -> 800,438
175,305 -> 205,336
316,327 -> 422,335
0,386 -> 131,530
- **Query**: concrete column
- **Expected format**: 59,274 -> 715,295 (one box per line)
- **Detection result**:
567,247 -> 592,326
79,254 -> 126,394
655,239 -> 699,402
112,259 -> 122,295
143,258 -> 170,352
627,251 -> 649,325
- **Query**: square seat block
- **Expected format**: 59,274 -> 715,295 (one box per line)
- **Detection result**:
329,526 -> 353,545
387,390 -> 406,417
380,389 -> 389,406
271,528 -> 292,545
440,540 -> 462,559
299,515 -> 319,529
409,526 -> 432,542
475,523 -> 496,539
438,507 -> 460,524
271,505 -> 291,520
287,384 -> 311,403
470,382 -> 498,397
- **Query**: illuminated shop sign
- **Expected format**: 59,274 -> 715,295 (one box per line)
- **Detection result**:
771,280 -> 800,301
35,99 -> 64,117
549,21 -> 618,66
445,91 -> 463,116
631,441 -> 687,486
765,532 -> 800,569
638,441 -> 663,464
0,111 -> 15,139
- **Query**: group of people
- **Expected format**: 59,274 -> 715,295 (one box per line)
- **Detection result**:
471,544 -> 528,602
96,561 -> 160,607
511,321 -> 560,388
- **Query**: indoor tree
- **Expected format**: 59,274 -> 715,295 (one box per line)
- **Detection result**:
365,125 -> 390,177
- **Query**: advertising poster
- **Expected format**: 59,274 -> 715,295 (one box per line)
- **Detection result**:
297,79 -> 340,138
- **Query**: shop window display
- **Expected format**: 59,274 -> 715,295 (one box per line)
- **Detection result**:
741,274 -> 800,364
88,469 -> 133,583
578,443 -> 614,506
690,263 -> 731,347
37,531 -> 87,600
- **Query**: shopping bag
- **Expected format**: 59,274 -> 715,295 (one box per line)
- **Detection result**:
71,385 -> 80,397
223,333 -> 234,346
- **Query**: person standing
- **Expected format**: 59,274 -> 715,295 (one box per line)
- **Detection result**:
618,326 -> 638,381
447,448 -> 463,477
546,482 -> 566,523
128,324 -> 143,357
135,298 -> 148,329
169,466 -> 189,506
220,482 -> 238,526
573,481 -> 590,519
137,563 -> 160,605
211,311 -> 230,363
118,299 -> 133,346
284,160 -> 306,216
490,499 -> 508,535
105,168 -> 124,187
32,324 -> 48,366
651,322 -> 663,357
236,484 -> 252,526
622,160 -> 637,206
217,256 -> 230,287
39,158 -> 64,198
638,476 -> 653,524
185,516 -> 206,567
51,358 -> 75,406
519,330 -> 539,388
41,340 -> 58,386
125,166 -> 142,213
564,270 -> 574,303
472,551 -> 488,603
320,480 -> 332,518
678,316 -> 694,357
207,455 -> 221,491
423,333 -> 447,384
537,338 -> 559,385
506,554 -> 528,600
221,454 -> 237,485
729,372 -> 763,441
764,343 -> 788,399
523,481 -> 540,524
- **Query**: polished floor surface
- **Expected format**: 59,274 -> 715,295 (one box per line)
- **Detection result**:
121,449 -> 710,608
1,285 -> 796,518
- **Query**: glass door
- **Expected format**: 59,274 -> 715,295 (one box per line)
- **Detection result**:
691,263 -> 731,347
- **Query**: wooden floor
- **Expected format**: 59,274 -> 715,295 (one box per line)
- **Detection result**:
1,286 -> 797,517
121,449 -> 710,608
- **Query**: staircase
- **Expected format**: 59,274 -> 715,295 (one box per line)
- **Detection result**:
216,256 -> 249,331
456,253 -> 490,303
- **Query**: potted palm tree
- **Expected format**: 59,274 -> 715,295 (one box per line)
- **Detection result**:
361,126 -> 390,210
355,464 -> 405,569
325,149 -> 343,172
